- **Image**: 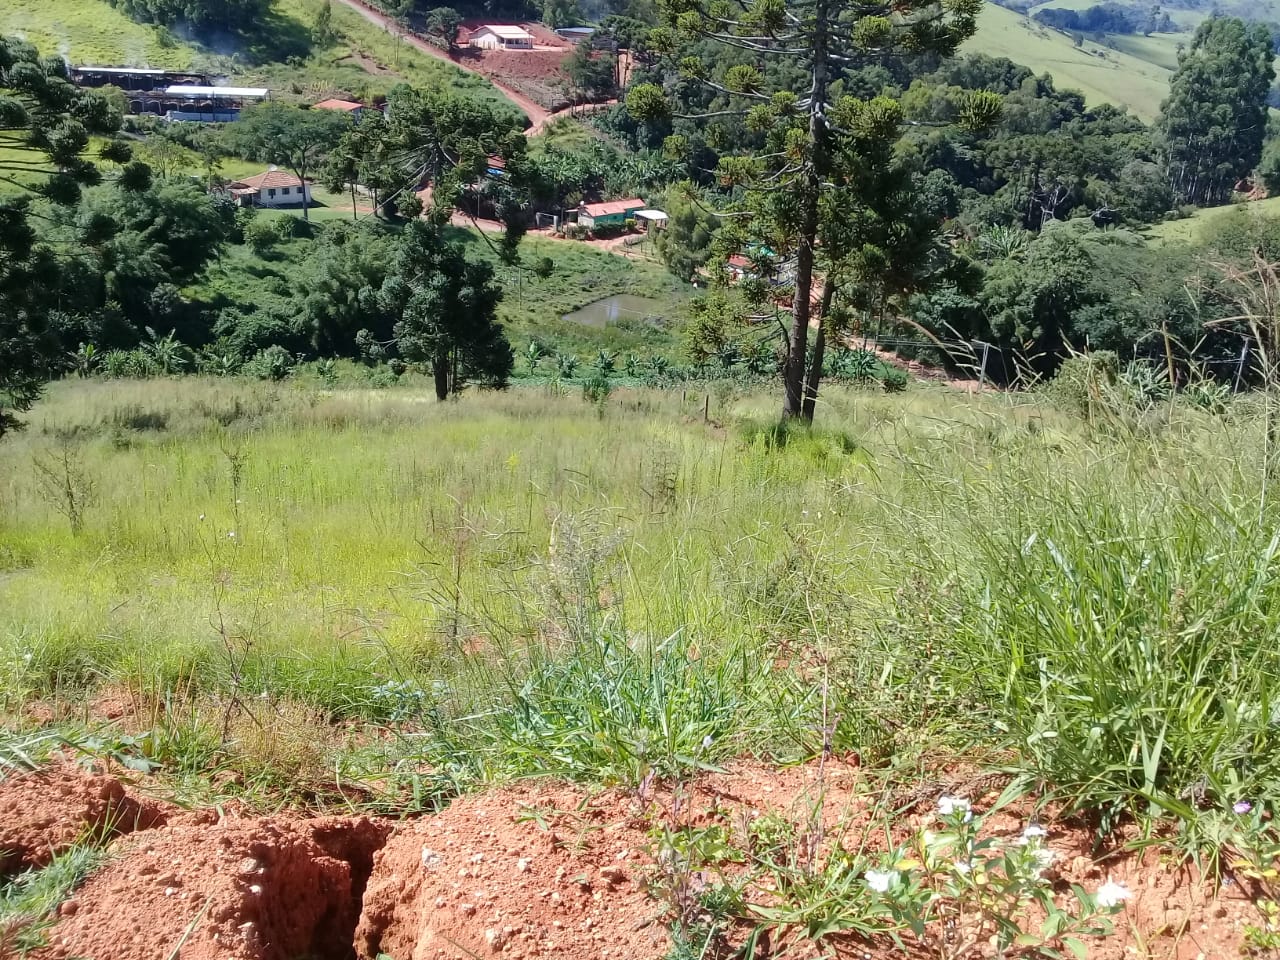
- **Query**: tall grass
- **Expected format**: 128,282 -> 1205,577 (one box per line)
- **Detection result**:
3,375 -> 1277,834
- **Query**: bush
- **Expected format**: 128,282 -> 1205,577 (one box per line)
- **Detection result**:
100,349 -> 157,379
582,372 -> 612,404
533,256 -> 555,278
244,345 -> 296,381
880,367 -> 909,393
1043,351 -> 1119,415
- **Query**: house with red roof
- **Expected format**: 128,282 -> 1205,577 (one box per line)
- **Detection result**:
313,97 -> 365,119
576,197 -> 645,229
227,169 -> 313,209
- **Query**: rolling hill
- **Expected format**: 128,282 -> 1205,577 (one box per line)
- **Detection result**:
963,4 -> 1174,120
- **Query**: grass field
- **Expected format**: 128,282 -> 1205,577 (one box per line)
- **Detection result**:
965,4 -> 1173,120
6,374 -> 1280,954
1,0 -> 516,115
1145,195 -> 1280,243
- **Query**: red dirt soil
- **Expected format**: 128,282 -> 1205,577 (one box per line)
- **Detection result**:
0,763 -> 178,874
4,761 -> 1265,960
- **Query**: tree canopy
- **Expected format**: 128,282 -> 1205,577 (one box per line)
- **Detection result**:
1157,17 -> 1274,206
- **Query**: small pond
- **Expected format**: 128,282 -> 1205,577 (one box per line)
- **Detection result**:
562,294 -> 669,328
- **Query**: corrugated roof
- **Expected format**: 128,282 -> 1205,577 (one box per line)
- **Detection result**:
476,24 -> 534,39
232,169 -> 308,190
164,85 -> 268,98
74,65 -> 166,74
581,198 -> 645,217
314,98 -> 363,111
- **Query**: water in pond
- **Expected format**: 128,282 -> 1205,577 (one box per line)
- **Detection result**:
562,294 -> 668,327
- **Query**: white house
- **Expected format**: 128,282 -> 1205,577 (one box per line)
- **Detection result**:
228,169 -> 313,209
468,25 -> 534,49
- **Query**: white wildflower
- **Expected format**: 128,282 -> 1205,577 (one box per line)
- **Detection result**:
227,530 -> 236,539
1032,847 -> 1055,870
952,860 -> 971,875
864,869 -> 897,894
1022,823 -> 1047,840
1095,879 -> 1131,908
937,795 -> 973,822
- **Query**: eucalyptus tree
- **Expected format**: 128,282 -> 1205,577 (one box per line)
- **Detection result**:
626,0 -> 999,420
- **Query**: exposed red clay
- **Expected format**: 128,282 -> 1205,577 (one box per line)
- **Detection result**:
6,761 -> 1266,960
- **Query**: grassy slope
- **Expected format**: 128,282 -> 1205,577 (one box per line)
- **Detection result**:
1145,195 -> 1280,243
964,4 -> 1172,120
1,0 -> 515,113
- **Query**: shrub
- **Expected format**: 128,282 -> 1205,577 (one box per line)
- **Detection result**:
244,345 -> 296,381
1043,351 -> 1119,415
243,216 -> 284,254
582,372 -> 612,404
880,366 -> 909,393
100,349 -> 157,379
533,256 -> 555,278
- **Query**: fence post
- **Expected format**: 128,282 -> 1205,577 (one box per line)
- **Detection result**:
1236,341 -> 1250,393
978,342 -> 990,388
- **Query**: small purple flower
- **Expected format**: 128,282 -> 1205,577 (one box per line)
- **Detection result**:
1234,800 -> 1253,815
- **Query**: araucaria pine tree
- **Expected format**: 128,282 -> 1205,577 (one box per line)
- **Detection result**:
626,0 -> 998,421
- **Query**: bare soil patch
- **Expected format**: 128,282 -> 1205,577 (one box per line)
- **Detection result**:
0,763 -> 181,874
6,761 -> 1264,960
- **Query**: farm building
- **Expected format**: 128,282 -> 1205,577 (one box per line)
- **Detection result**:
469,25 -> 535,49
577,198 -> 645,229
227,169 -> 313,209
314,97 -> 365,118
70,65 -> 208,92
161,85 -> 268,122
555,27 -> 595,41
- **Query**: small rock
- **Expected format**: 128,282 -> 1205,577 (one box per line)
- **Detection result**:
471,853 -> 485,864
422,848 -> 442,869
164,887 -> 179,897
517,858 -> 531,873
237,858 -> 262,876
485,928 -> 506,950
459,903 -> 477,917
600,866 -> 626,885
59,900 -> 79,917
248,884 -> 263,896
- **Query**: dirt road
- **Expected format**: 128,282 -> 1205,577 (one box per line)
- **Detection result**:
333,0 -> 551,126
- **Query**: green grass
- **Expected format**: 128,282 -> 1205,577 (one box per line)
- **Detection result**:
965,4 -> 1173,120
4,375 -> 1280,847
0,0 -> 197,69
1,0 -> 517,117
1144,196 -> 1280,244
0,843 -> 108,955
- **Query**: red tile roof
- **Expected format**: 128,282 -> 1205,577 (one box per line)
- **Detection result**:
581,198 -> 644,217
232,169 -> 308,190
314,98 -> 363,112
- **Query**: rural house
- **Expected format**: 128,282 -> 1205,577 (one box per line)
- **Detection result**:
227,169 -> 313,209
577,198 -> 645,229
313,97 -> 365,118
468,25 -> 535,49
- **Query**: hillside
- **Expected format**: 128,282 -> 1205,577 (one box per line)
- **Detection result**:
0,0 -> 515,112
963,4 -> 1172,120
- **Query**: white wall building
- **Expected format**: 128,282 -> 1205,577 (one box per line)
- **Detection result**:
469,25 -> 535,49
228,169 -> 313,209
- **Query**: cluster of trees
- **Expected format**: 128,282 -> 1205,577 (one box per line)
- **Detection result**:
0,35 -> 526,436
107,0 -> 270,31
597,5 -> 1280,416
1033,3 -> 1175,37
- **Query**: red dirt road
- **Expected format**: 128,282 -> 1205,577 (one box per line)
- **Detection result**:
333,0 -> 551,125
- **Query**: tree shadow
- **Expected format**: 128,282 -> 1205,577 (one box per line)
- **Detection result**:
175,8 -> 313,68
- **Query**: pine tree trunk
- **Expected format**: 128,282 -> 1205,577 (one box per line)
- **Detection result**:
801,282 -> 835,421
433,353 -> 449,400
781,0 -> 830,422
